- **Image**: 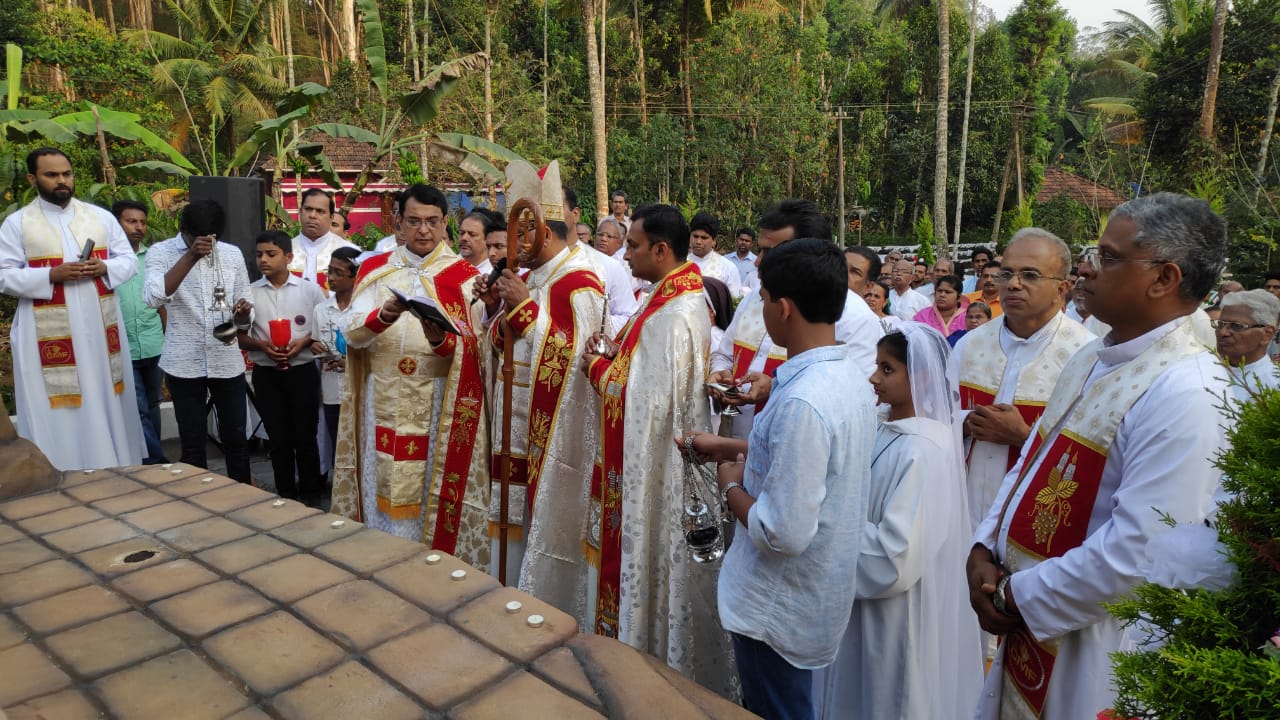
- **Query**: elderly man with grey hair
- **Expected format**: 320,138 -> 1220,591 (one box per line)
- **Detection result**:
967,193 -> 1232,720
1215,288 -> 1280,403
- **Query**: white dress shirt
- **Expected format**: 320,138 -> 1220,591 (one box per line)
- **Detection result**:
888,287 -> 930,321
144,235 -> 252,379
246,275 -> 325,368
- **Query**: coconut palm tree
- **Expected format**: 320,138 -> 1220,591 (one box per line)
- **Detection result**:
125,0 -> 290,168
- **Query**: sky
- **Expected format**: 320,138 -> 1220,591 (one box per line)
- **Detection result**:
981,0 -> 1155,35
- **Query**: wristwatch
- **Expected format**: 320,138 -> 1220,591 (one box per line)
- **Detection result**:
992,574 -> 1020,617
720,482 -> 745,505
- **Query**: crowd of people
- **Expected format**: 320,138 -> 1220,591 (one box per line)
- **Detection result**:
1,145 -> 1272,720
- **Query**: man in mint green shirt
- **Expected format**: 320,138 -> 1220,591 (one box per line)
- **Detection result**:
113,200 -> 167,464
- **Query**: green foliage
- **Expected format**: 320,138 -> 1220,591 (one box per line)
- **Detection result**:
1033,195 -> 1099,247
914,208 -> 936,264
1108,383 -> 1280,717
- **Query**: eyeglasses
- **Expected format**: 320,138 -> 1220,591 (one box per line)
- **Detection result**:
994,269 -> 1066,284
1079,247 -> 1167,270
402,216 -> 445,230
1211,320 -> 1271,332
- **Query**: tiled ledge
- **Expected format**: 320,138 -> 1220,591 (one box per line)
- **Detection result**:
0,465 -> 756,720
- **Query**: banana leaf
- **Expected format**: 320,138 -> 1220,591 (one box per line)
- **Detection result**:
8,118 -> 77,144
119,160 -> 193,178
399,52 -> 489,126
433,132 -> 522,166
310,122 -> 381,146
275,82 -> 329,115
355,0 -> 387,99
228,105 -> 312,169
5,44 -> 21,111
53,108 -> 196,170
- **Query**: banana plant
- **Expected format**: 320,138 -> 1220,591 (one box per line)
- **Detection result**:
226,81 -> 342,207
427,132 -> 523,184
1,43 -> 198,211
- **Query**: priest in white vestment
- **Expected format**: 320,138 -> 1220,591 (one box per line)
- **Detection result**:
581,204 -> 737,698
475,163 -> 604,624
818,323 -> 981,719
688,211 -> 743,298
1214,289 -> 1280,405
968,194 -> 1231,720
332,185 -> 490,569
290,189 -> 358,290
0,149 -> 142,469
953,230 -> 1092,531
707,200 -> 881,441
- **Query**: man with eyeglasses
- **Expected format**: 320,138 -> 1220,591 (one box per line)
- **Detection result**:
966,194 -> 1231,720
331,184 -> 491,569
964,260 -> 1004,317
888,259 -> 930,321
953,229 -> 1092,534
1214,288 -> 1280,403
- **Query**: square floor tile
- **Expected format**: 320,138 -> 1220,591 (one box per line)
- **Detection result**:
450,586 -> 578,664
0,539 -> 57,574
89,488 -> 172,515
366,623 -> 511,709
75,538 -> 175,577
270,660 -> 425,720
195,534 -> 295,575
186,483 -> 272,514
45,611 -> 182,677
93,649 -> 249,720
14,584 -> 130,634
0,492 -> 75,521
204,611 -> 346,695
119,500 -> 210,534
127,463 -> 207,487
154,473 -> 235,498
0,644 -> 72,707
313,530 -> 424,574
17,505 -> 104,535
450,670 -> 604,720
0,559 -> 94,605
238,554 -> 354,604
294,580 -> 432,651
227,498 -> 320,532
43,518 -> 140,554
151,580 -> 274,638
2,688 -> 102,720
373,552 -> 499,616
62,476 -> 145,504
111,558 -> 220,603
156,517 -> 254,553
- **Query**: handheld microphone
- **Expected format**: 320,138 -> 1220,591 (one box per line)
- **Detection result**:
472,257 -> 508,305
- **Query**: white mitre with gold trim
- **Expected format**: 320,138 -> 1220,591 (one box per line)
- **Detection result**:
504,159 -> 566,222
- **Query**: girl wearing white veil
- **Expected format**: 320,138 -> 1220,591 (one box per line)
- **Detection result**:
817,322 -> 983,719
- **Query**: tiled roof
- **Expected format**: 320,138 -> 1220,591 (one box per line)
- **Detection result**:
1036,167 -> 1127,210
261,134 -> 397,173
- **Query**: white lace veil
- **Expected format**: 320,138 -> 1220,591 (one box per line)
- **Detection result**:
896,322 -> 961,429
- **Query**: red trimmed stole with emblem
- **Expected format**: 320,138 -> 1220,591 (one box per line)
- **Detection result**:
959,384 -> 1046,471
586,262 -> 703,638
424,259 -> 486,553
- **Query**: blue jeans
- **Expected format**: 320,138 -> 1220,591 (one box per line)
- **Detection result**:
731,633 -> 814,720
133,356 -> 167,464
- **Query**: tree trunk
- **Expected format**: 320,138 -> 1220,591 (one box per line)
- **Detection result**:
1198,0 -> 1229,144
584,0 -> 609,217
600,0 -> 607,126
542,0 -> 548,139
932,0 -> 950,254
407,0 -> 420,82
1255,62 -> 1280,199
953,0 -> 977,246
282,0 -> 296,87
991,144 -> 1013,244
484,1 -> 494,142
105,0 -> 116,34
682,0 -> 693,124
1013,119 -> 1024,208
341,0 -> 358,64
92,106 -> 116,187
634,0 -> 648,125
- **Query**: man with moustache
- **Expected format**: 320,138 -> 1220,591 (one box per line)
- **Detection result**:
289,188 -> 357,290
0,147 -> 144,469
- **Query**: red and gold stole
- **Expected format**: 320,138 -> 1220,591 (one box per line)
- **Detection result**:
22,198 -> 124,408
422,258 -> 486,553
514,269 -> 604,516
727,291 -> 786,405
959,316 -> 1093,471
585,262 -> 703,638
991,315 -> 1205,718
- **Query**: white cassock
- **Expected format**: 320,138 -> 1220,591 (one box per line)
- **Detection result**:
691,250 -> 743,298
711,289 -> 881,441
0,198 -> 142,469
580,243 -> 639,335
817,417 -> 982,719
973,320 -> 1229,720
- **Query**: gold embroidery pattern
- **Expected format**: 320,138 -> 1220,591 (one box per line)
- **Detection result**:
1029,452 -> 1078,553
602,352 -> 632,427
536,331 -> 570,391
397,357 -> 417,375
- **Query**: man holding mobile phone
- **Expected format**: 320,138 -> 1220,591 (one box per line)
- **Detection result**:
0,147 -> 143,470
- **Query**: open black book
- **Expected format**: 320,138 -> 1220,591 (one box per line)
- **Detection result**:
389,287 -> 461,335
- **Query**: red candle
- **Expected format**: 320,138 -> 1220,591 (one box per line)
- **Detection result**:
268,318 -> 291,349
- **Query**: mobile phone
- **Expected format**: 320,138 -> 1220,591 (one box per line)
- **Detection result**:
79,239 -> 94,262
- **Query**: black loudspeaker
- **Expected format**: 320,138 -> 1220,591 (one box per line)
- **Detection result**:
188,176 -> 266,281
